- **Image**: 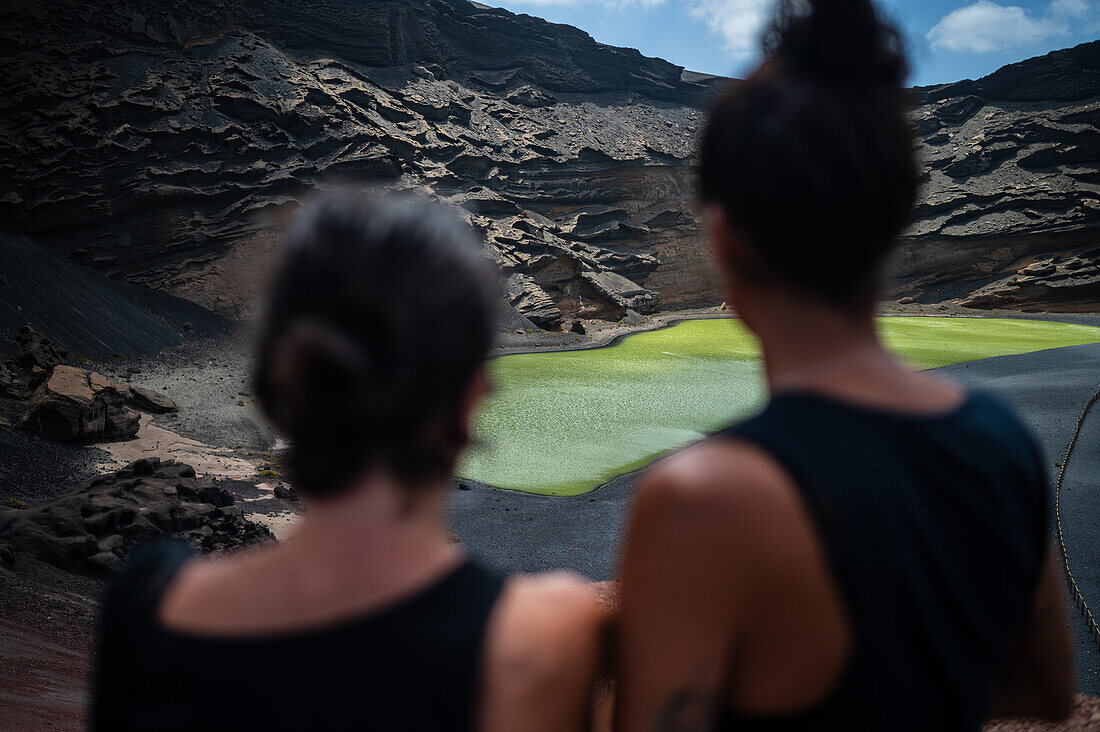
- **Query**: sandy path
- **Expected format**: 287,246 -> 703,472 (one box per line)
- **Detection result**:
92,414 -> 259,479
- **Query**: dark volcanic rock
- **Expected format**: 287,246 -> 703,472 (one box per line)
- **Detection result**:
0,1 -> 1097,318
0,458 -> 274,574
273,483 -> 299,501
127,385 -> 180,414
505,273 -> 564,330
0,326 -> 69,400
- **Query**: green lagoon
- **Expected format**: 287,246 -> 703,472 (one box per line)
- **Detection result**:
459,317 -> 1100,496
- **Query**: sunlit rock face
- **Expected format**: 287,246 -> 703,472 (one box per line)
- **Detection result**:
1,0 -> 1097,322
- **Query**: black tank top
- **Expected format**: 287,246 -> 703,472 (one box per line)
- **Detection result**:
93,542 -> 505,731
717,390 -> 1048,731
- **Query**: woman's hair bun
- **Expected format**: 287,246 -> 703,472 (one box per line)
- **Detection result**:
697,0 -> 918,310
765,0 -> 908,87
263,318 -> 372,435
252,191 -> 500,498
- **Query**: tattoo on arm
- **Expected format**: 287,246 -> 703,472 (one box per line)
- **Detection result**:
654,688 -> 718,732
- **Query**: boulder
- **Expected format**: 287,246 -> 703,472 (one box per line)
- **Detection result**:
128,385 -> 179,414
570,319 -> 586,335
273,483 -> 300,502
17,363 -> 180,441
580,270 -> 659,314
0,458 -> 274,574
506,86 -> 555,108
19,366 -> 140,442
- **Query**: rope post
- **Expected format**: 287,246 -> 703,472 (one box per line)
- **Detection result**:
1054,391 -> 1100,652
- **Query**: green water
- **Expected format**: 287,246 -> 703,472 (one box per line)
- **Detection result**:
459,317 -> 1100,496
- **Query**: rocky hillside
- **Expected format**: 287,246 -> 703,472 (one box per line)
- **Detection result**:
1,0 -> 1097,326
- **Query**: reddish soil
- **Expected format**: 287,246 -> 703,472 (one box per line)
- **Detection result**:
0,557 -> 103,731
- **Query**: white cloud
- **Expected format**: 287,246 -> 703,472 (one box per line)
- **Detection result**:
687,0 -> 774,58
927,0 -> 1093,53
1049,0 -> 1092,17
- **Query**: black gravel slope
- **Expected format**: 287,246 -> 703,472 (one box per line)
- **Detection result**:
0,234 -> 226,359
0,427 -> 109,505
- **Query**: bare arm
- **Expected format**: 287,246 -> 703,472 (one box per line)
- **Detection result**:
989,547 -> 1074,721
614,463 -> 741,732
614,443 -> 848,732
480,574 -> 609,732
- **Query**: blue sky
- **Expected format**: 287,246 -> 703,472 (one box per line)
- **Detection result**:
486,0 -> 1099,86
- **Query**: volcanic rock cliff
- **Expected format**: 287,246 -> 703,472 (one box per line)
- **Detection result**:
1,0 -> 1098,326
899,42 -> 1100,311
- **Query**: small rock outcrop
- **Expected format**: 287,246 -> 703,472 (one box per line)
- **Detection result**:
580,271 -> 660,314
19,365 -> 178,442
956,248 -> 1100,311
0,458 -> 274,574
0,328 -> 179,437
505,273 -> 564,330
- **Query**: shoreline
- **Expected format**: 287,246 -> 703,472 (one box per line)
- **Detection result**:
5,306 -> 1100,547
4,306 -> 1097,507
495,306 -> 1100,357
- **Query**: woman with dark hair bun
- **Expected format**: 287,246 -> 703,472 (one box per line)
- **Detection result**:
93,192 -> 606,732
615,0 -> 1073,729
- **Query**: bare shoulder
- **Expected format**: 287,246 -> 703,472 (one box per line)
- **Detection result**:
158,543 -> 280,631
632,437 -> 804,543
486,572 -> 609,668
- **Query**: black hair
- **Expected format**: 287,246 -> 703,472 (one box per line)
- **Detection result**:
253,191 -> 499,499
698,0 -> 918,310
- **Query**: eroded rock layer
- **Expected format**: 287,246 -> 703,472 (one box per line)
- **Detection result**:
897,42 -> 1100,308
1,0 -> 1097,321
0,0 -> 717,324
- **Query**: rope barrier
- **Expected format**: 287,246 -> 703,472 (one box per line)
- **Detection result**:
1053,390 -> 1100,652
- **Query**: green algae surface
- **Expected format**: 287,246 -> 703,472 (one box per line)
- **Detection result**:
459,317 -> 1100,496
